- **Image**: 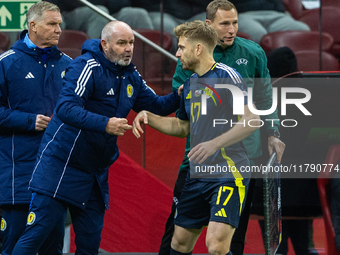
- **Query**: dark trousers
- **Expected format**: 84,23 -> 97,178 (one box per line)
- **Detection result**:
1,205 -> 29,255
2,203 -> 64,255
12,183 -> 105,255
158,167 -> 256,255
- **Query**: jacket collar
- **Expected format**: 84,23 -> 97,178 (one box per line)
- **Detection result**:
11,30 -> 62,62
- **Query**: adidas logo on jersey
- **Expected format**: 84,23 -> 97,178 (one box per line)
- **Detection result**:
107,88 -> 115,95
25,72 -> 35,79
215,208 -> 227,217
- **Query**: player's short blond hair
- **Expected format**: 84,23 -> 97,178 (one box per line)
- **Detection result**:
174,20 -> 218,50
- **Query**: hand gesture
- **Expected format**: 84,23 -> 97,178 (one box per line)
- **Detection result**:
132,111 -> 148,138
177,84 -> 184,97
268,136 -> 286,164
35,114 -> 51,131
105,117 -> 132,136
188,140 -> 217,164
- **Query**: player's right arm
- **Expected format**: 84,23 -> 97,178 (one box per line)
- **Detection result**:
133,82 -> 189,138
132,110 -> 189,138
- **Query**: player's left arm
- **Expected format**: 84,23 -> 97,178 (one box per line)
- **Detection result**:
188,104 -> 261,164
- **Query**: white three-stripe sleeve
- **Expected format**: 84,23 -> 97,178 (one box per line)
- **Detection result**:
0,50 -> 15,62
75,59 -> 100,97
216,63 -> 242,84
